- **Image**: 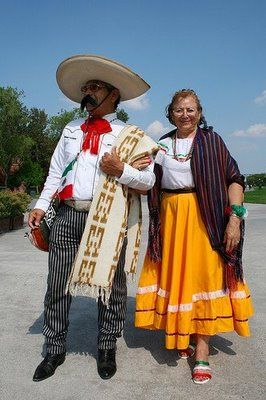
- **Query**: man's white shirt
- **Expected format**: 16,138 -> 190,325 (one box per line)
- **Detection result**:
35,113 -> 155,212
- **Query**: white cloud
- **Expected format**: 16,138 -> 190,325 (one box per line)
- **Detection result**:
231,123 -> 266,137
122,94 -> 149,110
254,90 -> 266,105
146,120 -> 170,140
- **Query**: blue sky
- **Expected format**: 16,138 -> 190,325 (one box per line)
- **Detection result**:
1,0 -> 265,173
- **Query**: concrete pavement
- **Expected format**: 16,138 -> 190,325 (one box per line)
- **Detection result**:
0,202 -> 265,400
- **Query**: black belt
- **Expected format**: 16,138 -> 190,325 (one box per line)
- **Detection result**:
162,188 -> 196,194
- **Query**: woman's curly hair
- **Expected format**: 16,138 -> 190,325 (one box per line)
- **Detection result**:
165,89 -> 208,129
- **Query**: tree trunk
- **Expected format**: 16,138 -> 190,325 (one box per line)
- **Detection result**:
3,171 -> 8,188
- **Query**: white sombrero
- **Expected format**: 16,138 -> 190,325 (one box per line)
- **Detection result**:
56,54 -> 150,102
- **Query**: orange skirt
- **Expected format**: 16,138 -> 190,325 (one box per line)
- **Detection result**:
135,193 -> 253,349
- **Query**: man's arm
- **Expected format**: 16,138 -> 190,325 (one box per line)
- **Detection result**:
100,147 -> 155,191
28,133 -> 66,228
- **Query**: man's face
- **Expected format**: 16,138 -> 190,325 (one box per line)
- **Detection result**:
80,80 -> 118,117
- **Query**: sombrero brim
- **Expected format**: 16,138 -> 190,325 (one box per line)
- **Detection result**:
56,54 -> 150,102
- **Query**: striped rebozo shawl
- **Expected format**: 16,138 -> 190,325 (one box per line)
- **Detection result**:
148,127 -> 245,284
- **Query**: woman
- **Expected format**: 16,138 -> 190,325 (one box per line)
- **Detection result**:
134,89 -> 253,384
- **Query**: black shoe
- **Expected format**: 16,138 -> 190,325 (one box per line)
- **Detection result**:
33,353 -> 66,382
97,349 -> 117,380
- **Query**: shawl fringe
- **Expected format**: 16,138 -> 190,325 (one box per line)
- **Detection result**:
147,163 -> 162,262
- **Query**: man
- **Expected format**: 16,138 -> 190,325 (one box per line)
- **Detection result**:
29,55 -> 156,381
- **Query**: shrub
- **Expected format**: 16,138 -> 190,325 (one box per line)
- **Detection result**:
0,190 -> 31,218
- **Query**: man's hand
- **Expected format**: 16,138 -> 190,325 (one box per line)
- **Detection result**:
100,147 -> 124,177
28,208 -> 45,229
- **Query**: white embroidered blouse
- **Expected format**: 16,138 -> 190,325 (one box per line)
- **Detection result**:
155,136 -> 195,189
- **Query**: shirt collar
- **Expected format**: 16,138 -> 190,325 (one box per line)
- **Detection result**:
103,112 -> 117,122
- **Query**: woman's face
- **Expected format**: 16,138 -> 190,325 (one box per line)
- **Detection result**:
171,96 -> 201,135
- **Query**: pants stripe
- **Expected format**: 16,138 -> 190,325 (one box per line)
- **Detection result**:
98,238 -> 127,350
43,204 -> 127,354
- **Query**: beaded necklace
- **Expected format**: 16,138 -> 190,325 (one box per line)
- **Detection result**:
109,117 -> 118,123
172,131 -> 195,162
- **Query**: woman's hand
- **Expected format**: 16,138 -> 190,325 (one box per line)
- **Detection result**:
131,156 -> 151,171
225,183 -> 244,254
223,216 -> 241,254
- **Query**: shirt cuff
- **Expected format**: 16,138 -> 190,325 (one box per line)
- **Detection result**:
116,163 -> 140,185
34,198 -> 51,213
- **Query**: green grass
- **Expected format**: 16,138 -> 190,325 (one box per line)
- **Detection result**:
244,187 -> 266,204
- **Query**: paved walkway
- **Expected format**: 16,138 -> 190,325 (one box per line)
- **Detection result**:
0,202 -> 265,400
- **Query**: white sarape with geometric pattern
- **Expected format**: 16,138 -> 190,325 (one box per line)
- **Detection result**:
66,125 -> 158,304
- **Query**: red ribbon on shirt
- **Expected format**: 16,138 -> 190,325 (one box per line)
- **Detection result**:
80,118 -> 112,155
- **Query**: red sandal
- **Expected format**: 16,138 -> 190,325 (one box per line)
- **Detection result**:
192,361 -> 212,384
178,343 -> 196,359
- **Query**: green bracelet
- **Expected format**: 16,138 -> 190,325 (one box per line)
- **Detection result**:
231,204 -> 248,218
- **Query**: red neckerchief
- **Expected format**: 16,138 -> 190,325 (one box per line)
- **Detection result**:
80,118 -> 112,154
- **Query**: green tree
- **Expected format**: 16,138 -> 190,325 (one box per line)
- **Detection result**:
116,108 -> 129,123
8,160 -> 44,190
246,173 -> 266,188
0,89 -> 131,191
26,107 -> 57,175
0,87 -> 34,186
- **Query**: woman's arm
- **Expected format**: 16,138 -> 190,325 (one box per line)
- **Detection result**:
223,182 -> 244,253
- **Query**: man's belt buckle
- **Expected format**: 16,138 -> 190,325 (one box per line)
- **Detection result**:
65,199 -> 92,212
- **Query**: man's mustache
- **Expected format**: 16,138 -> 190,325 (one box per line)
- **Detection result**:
80,94 -> 98,111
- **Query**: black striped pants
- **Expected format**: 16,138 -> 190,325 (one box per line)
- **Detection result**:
43,204 -> 127,354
